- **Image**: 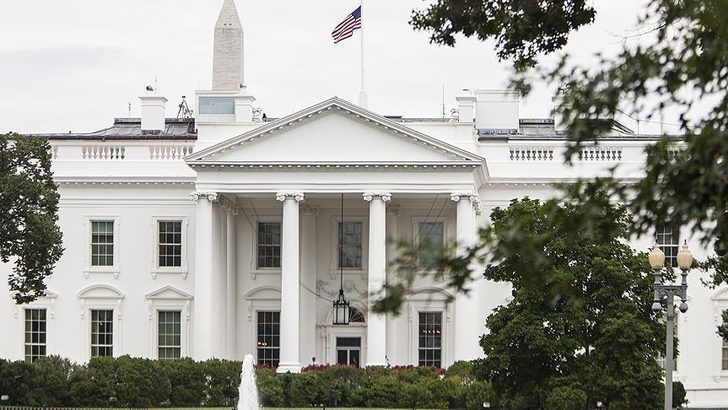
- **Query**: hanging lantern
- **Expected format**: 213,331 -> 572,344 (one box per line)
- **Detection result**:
333,289 -> 350,325
333,193 -> 350,326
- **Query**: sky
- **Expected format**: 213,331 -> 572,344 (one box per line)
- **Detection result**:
0,0 -> 669,134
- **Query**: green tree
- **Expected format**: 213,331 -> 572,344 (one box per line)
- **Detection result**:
476,198 -> 663,409
0,133 -> 63,304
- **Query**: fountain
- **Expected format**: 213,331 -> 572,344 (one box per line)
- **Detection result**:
237,354 -> 260,410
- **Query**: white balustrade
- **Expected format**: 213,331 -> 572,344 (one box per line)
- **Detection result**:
81,145 -> 125,160
509,147 -> 555,161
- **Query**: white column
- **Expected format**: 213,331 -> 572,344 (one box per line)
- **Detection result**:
300,205 -> 318,366
363,192 -> 391,366
276,192 -> 304,373
192,191 -> 218,360
451,192 -> 481,362
225,208 -> 237,360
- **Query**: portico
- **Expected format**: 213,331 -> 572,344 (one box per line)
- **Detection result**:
185,98 -> 488,371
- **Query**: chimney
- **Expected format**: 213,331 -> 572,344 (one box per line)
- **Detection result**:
552,89 -> 566,132
473,90 -> 520,131
455,89 -> 476,123
140,95 -> 168,132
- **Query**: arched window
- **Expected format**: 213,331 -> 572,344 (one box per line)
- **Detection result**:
349,307 -> 365,323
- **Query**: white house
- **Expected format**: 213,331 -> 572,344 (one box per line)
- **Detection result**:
1,0 -> 727,407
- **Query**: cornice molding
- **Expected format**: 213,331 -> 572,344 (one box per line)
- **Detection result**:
363,192 -> 392,202
450,191 -> 483,215
275,192 -> 305,202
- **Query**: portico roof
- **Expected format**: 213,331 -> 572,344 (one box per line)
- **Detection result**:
186,97 -> 487,173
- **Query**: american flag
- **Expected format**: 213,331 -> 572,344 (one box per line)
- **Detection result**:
331,6 -> 361,44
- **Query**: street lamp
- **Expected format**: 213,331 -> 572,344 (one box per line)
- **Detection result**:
650,241 -> 692,410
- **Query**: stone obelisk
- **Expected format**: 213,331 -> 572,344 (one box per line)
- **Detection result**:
212,0 -> 244,91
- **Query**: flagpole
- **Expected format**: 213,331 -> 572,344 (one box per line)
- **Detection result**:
357,0 -> 368,108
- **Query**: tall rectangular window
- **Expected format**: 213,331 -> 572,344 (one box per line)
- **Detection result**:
656,224 -> 680,268
257,311 -> 280,367
418,312 -> 442,368
24,309 -> 46,363
419,222 -> 444,266
158,221 -> 183,267
158,311 -> 181,360
91,221 -> 114,267
257,222 -> 281,268
338,222 -> 362,269
723,339 -> 728,371
91,309 -> 114,357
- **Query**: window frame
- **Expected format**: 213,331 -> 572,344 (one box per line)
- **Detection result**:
24,308 -> 47,363
84,216 -> 120,278
78,285 -> 124,361
14,291 -> 56,361
407,289 -> 452,368
655,223 -> 681,268
256,310 -> 281,368
329,215 -> 369,275
157,310 -> 182,360
256,221 -> 282,270
90,308 -> 115,358
145,285 -> 192,359
412,217 -> 450,271
251,217 -> 283,275
417,311 -> 443,368
151,216 -> 189,278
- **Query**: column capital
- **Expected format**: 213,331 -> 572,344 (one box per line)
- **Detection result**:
363,192 -> 392,202
276,192 -> 305,202
191,191 -> 219,202
219,196 -> 239,215
450,192 -> 482,215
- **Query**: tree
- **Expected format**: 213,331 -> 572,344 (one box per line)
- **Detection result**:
0,133 -> 63,304
475,198 -> 664,409
374,0 -> 728,320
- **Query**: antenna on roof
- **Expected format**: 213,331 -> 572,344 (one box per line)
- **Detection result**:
177,96 -> 193,119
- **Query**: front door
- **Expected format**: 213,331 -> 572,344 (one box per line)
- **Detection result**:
336,337 -> 361,366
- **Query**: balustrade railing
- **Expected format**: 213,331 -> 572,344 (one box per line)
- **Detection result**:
81,145 -> 125,160
509,147 -> 555,161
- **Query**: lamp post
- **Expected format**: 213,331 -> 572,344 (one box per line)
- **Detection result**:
649,242 -> 693,410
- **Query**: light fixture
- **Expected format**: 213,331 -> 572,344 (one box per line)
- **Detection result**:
648,243 -> 666,269
676,241 -> 694,270
333,193 -> 350,325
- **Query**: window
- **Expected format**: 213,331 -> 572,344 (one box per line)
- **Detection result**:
158,221 -> 183,267
723,339 -> 728,371
257,311 -> 280,367
419,222 -> 444,266
336,337 -> 361,366
91,309 -> 114,357
24,309 -> 46,363
339,222 -> 362,269
91,221 -> 114,267
418,312 -> 442,367
158,311 -> 181,360
656,224 -> 680,268
199,97 -> 235,115
257,222 -> 281,268
349,307 -> 365,323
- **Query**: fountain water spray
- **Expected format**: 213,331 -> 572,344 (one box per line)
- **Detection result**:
238,354 -> 260,410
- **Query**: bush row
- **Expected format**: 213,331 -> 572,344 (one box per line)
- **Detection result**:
0,356 -> 492,409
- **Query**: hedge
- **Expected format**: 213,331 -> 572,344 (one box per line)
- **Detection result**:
0,356 -> 492,409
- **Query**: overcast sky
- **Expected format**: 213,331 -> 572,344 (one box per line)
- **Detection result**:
1,0 -> 669,134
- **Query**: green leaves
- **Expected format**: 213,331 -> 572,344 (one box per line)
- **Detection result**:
0,134 -> 63,304
410,0 -> 596,68
477,198 -> 664,409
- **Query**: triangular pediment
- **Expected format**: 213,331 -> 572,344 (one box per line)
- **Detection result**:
145,285 -> 193,300
186,98 -> 484,166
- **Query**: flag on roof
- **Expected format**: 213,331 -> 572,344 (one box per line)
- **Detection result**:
331,6 -> 362,44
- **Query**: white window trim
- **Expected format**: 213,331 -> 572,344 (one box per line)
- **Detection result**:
329,215 -> 369,278
250,217 -> 282,276
78,285 -> 124,361
150,216 -> 189,279
712,288 -> 728,381
407,289 -> 453,368
84,216 -> 120,278
13,291 -> 57,361
322,302 -> 368,365
245,287 -> 281,365
412,216 -> 451,273
145,286 -> 192,359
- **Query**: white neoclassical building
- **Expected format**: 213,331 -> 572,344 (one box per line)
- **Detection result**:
2,0 -> 728,407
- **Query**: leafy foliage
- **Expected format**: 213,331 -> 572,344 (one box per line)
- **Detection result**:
0,133 -> 63,304
476,198 -> 664,409
0,356 -> 490,409
411,0 -> 596,69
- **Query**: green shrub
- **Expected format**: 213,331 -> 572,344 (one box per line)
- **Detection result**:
27,356 -> 75,406
544,386 -> 588,410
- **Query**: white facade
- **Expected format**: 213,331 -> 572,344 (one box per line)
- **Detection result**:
1,1 -> 727,408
